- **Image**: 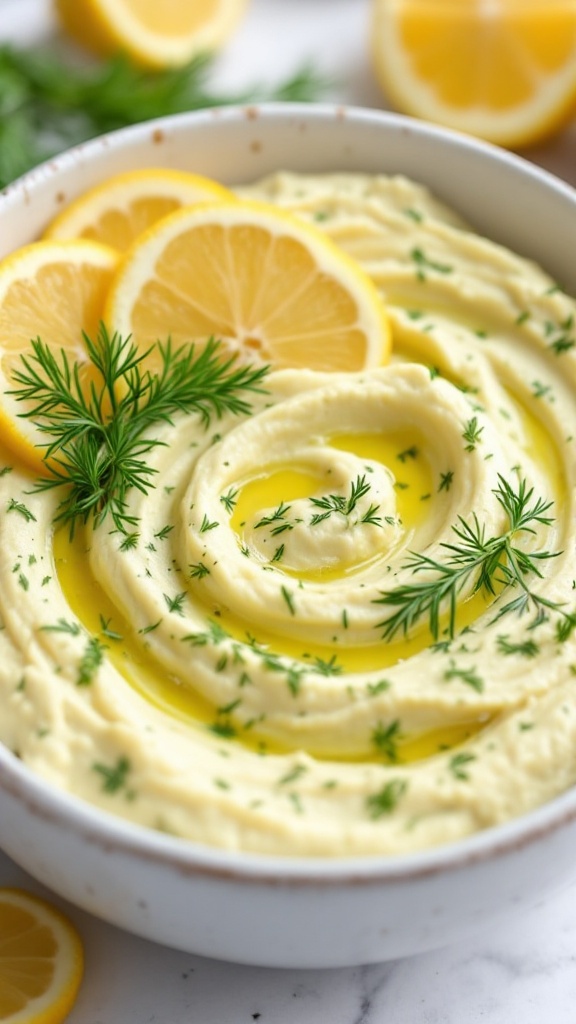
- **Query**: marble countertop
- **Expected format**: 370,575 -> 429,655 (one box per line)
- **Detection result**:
3,845 -> 576,1024
1,1 -> 576,1020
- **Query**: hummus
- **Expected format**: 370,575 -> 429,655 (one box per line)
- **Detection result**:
2,171 -> 576,857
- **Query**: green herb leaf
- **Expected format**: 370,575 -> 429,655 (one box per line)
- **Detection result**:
366,778 -> 408,818
309,473 -> 380,527
374,473 -> 565,642
10,324 -> 268,536
448,751 -> 476,780
372,720 -> 402,762
93,754 -> 131,794
77,635 -> 107,686
462,416 -> 483,452
0,45 -> 329,189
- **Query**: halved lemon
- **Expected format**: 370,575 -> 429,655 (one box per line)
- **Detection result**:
43,169 -> 235,252
105,199 -> 391,373
54,0 -> 250,68
0,887 -> 84,1024
0,239 -> 117,471
371,0 -> 576,148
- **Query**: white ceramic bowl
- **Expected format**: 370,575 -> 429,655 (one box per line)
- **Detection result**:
1,104 -> 576,969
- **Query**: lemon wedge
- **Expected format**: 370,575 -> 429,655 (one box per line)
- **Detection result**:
0,888 -> 84,1024
371,0 -> 576,147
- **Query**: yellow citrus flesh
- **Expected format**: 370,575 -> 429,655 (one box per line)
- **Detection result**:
43,169 -> 235,252
0,888 -> 83,1024
105,199 -> 392,373
54,0 -> 249,68
371,0 -> 576,147
0,240 -> 117,471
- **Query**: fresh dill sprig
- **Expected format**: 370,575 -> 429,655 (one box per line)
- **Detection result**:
373,474 -> 569,642
254,501 -> 298,536
309,473 -> 381,527
0,45 -> 329,188
9,324 -> 268,536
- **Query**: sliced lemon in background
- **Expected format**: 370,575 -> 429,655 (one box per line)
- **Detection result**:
371,0 -> 576,148
43,169 -> 235,252
0,239 -> 117,471
0,887 -> 84,1024
105,199 -> 391,373
54,0 -> 250,68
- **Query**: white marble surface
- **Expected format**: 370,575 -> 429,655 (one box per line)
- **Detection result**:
3,842 -> 576,1024
1,1 -> 576,1020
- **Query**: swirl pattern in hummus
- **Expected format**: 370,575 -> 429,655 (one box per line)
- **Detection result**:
1,171 -> 576,856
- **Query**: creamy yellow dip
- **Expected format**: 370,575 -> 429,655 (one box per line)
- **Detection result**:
2,171 -> 576,856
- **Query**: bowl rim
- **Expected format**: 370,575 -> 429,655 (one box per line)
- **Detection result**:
3,737 -> 576,885
2,101 -> 576,886
2,100 -> 575,206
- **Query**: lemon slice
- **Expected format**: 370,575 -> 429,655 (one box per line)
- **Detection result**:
43,169 -> 235,252
371,0 -> 576,148
54,0 -> 249,68
0,239 -> 117,471
0,888 -> 84,1024
105,199 -> 391,373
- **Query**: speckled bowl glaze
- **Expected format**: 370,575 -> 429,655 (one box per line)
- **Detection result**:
1,104 -> 576,969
